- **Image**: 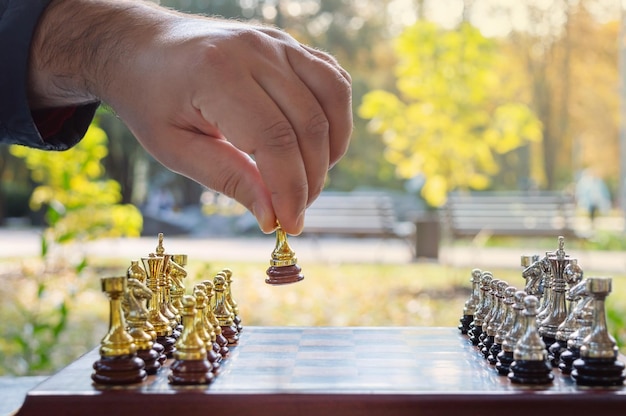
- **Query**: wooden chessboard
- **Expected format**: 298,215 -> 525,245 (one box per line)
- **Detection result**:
17,327 -> 626,416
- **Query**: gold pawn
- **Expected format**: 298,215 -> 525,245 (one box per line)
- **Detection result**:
213,274 -> 238,344
202,280 -> 230,357
270,226 -> 297,267
194,284 -> 217,343
222,268 -> 242,332
173,296 -> 206,361
194,287 -> 222,371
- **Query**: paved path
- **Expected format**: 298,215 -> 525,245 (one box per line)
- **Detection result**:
1,228 -> 625,274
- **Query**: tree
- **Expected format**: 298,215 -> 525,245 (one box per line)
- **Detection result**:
10,121 -> 143,248
359,21 -> 543,207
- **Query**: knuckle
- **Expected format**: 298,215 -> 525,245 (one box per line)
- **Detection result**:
305,112 -> 330,139
216,169 -> 244,202
261,120 -> 299,150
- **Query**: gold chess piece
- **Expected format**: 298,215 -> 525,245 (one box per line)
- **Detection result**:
265,223 -> 304,285
92,276 -> 146,385
124,277 -> 161,375
154,234 -> 181,334
194,283 -> 224,362
193,287 -> 221,373
222,268 -> 243,333
142,255 -> 176,358
202,280 -> 230,358
213,274 -> 239,345
128,259 -> 166,364
168,295 -> 214,385
170,254 -> 188,325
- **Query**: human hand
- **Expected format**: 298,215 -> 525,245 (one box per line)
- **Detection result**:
29,0 -> 352,235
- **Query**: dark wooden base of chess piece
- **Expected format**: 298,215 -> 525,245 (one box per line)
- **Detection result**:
234,315 -> 243,333
207,348 -> 221,374
480,335 -> 494,359
265,264 -> 304,285
157,334 -> 177,358
487,343 -> 501,365
92,354 -> 147,385
221,324 -> 239,345
548,340 -> 567,367
495,350 -> 514,376
152,340 -> 167,364
541,335 -> 556,352
558,347 -> 579,375
508,360 -> 554,385
168,359 -> 214,385
137,348 -> 161,375
458,315 -> 473,334
212,341 -> 225,361
571,357 -> 626,386
216,334 -> 230,358
469,326 -> 482,346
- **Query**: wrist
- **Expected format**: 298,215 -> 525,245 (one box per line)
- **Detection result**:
27,0 -> 174,109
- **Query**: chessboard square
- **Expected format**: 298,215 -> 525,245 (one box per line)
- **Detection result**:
239,344 -> 300,354
247,333 -> 302,345
294,358 -> 359,369
232,357 -> 297,369
299,338 -> 356,348
354,344 -> 413,356
296,351 -> 356,361
356,357 -> 420,369
301,327 -> 355,338
292,365 -> 358,379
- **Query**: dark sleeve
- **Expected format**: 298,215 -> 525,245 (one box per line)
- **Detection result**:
0,0 -> 99,151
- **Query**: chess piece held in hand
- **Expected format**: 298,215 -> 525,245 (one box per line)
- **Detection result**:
92,276 -> 147,385
265,223 -> 304,285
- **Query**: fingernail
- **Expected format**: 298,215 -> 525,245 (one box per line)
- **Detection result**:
252,202 -> 275,234
295,210 -> 305,234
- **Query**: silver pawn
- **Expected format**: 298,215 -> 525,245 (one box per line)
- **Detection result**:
508,295 -> 553,384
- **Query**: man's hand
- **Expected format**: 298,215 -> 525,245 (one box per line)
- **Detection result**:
29,0 -> 353,235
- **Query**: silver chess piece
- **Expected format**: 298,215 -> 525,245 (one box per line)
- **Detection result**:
482,280 -> 509,360
468,271 -> 493,346
490,285 -> 517,366
459,269 -> 482,334
496,290 -> 527,376
558,279 -> 593,374
548,260 -> 584,366
508,295 -> 553,384
572,277 -> 626,386
538,237 -> 572,349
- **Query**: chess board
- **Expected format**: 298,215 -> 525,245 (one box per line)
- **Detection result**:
17,327 -> 626,416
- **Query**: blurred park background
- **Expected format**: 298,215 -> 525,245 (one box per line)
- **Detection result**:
2,0 -> 626,376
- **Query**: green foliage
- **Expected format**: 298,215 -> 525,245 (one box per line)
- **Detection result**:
1,121 -> 143,375
585,231 -> 626,251
10,122 -> 143,247
359,21 -> 543,207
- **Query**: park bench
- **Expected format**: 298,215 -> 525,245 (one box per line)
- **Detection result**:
443,191 -> 578,242
301,191 -> 417,255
